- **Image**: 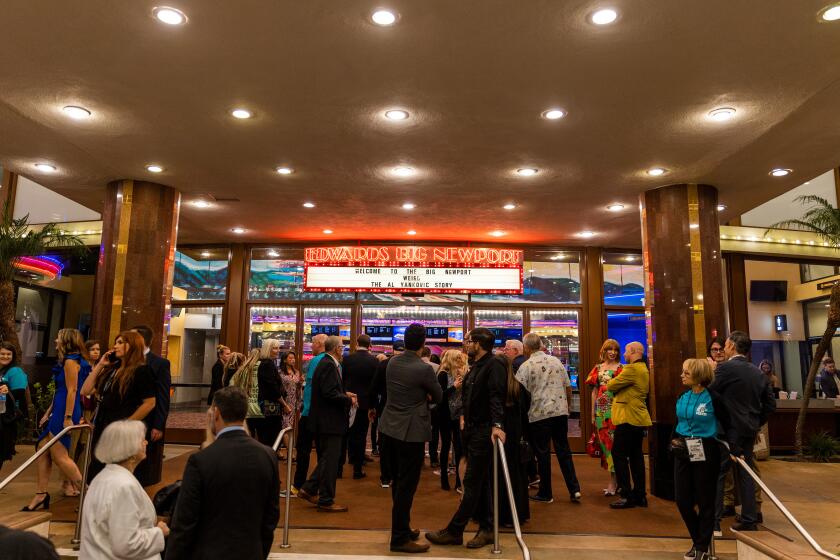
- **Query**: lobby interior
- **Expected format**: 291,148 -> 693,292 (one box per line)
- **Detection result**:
2,1 -> 840,559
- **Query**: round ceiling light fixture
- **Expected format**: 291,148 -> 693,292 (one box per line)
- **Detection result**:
489,230 -> 506,237
200,251 -> 211,257
717,203 -> 726,211
591,8 -> 618,25
647,167 -> 667,177
819,3 -> 840,21
275,167 -> 293,175
371,9 -> 398,26
34,163 -> 57,173
576,230 -> 596,238
770,168 -> 792,177
231,227 -> 246,234
302,202 -> 315,208
391,166 -> 416,177
191,200 -> 211,209
231,108 -> 252,119
606,203 -> 625,212
267,250 -> 280,257
146,164 -> 164,173
516,168 -> 538,177
625,255 -> 637,262
62,105 -> 92,120
708,107 -> 737,122
153,6 -> 188,25
503,203 -> 516,210
385,109 -> 409,121
322,229 -> 333,234
401,202 -> 416,210
406,230 -> 417,236
542,108 -> 566,120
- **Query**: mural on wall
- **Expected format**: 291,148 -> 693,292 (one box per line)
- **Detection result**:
249,259 -> 354,301
473,260 -> 581,303
603,263 -> 645,306
173,251 -> 228,299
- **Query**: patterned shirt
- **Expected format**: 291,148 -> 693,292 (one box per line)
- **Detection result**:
515,351 -> 571,423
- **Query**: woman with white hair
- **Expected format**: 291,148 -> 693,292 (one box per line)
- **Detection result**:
80,420 -> 168,559
256,339 -> 290,447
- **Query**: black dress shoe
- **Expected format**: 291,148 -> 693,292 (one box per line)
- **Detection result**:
735,512 -> 763,523
609,498 -> 636,509
731,521 -> 758,531
466,530 -> 494,549
425,529 -> 463,546
391,541 -> 430,553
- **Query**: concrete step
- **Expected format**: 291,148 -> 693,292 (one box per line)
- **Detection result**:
734,529 -> 831,560
0,510 -> 51,538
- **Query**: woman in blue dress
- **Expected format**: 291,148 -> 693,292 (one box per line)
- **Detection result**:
22,328 -> 90,511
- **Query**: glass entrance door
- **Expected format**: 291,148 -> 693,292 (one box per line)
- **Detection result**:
302,307 -> 353,361
361,305 -> 465,356
472,309 -> 524,349
249,305 -> 297,351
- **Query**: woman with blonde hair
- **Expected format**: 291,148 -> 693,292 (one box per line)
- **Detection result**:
81,330 -> 156,482
207,344 -> 231,405
585,338 -> 622,495
255,340 -> 290,448
222,352 -> 245,387
80,419 -> 168,559
436,349 -> 468,491
229,349 -> 264,437
23,328 -> 90,511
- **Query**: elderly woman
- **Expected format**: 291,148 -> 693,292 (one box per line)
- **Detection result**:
80,420 -> 169,559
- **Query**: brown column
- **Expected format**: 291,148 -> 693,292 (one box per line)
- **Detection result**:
220,243 -> 249,353
91,180 -> 180,354
640,183 -> 725,499
583,246 -> 606,445
724,253 -> 749,334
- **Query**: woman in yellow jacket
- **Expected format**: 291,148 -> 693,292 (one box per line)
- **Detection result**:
606,341 -> 652,509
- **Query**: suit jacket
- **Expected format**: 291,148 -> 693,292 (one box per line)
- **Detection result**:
309,356 -> 351,435
462,353 -> 507,430
379,352 -> 442,442
606,360 -> 652,427
819,371 -> 840,398
710,356 -> 776,446
342,349 -> 379,410
369,356 -> 392,415
165,429 -> 280,560
146,352 -> 171,432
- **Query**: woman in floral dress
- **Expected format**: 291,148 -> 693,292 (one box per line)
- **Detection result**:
585,338 -> 622,495
278,351 -> 302,430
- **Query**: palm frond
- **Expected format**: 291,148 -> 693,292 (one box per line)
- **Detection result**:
767,195 -> 840,248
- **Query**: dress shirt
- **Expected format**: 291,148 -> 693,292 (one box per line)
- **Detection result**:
216,425 -> 246,437
515,351 -> 570,423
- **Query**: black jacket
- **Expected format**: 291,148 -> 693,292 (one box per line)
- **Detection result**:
309,356 -> 351,435
146,352 -> 171,432
165,429 -> 280,560
462,353 -> 507,431
819,371 -> 840,398
342,349 -> 379,411
369,356 -> 393,415
257,359 -> 285,404
207,360 -> 224,405
709,356 -> 775,450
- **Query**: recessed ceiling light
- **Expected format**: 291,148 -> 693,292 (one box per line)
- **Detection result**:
819,3 -> 840,21
62,106 -> 91,120
200,251 -> 211,257
267,250 -> 280,257
34,163 -> 56,173
391,166 -> 416,177
770,168 -> 792,177
647,167 -> 667,177
576,230 -> 596,238
591,8 -> 618,25
717,203 -> 727,211
153,6 -> 188,25
231,227 -> 246,234
146,164 -> 164,173
371,9 -> 397,26
550,254 -> 566,260
191,200 -> 211,209
406,230 -> 417,236
708,107 -> 737,122
606,203 -> 625,212
385,109 -> 409,120
302,202 -> 315,208
542,108 -> 566,120
322,229 -> 333,234
276,167 -> 293,175
402,202 -> 416,210
231,108 -> 252,119
489,230 -> 506,237
625,256 -> 637,262
516,168 -> 538,177
503,203 -> 516,210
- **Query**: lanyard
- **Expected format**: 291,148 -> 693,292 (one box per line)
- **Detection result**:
681,391 -> 704,437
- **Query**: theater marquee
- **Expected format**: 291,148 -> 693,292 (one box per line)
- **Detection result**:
304,246 -> 524,294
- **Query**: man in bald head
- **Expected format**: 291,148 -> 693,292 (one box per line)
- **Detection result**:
606,341 -> 652,509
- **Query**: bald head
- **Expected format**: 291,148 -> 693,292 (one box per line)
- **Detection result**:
624,342 -> 645,363
311,333 -> 328,355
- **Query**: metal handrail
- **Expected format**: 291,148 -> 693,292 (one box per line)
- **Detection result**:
491,437 -> 531,560
0,423 -> 93,548
731,455 -> 839,560
272,426 -> 294,549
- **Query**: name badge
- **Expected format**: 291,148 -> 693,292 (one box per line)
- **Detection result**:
686,438 -> 706,462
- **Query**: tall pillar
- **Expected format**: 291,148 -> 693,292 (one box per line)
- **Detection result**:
640,183 -> 725,499
92,180 -> 180,354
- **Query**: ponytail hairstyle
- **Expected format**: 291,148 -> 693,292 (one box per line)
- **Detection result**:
56,328 -> 87,362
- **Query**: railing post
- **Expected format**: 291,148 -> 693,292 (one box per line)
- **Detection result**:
72,424 -> 94,547
492,438 -> 501,555
281,430 -> 294,549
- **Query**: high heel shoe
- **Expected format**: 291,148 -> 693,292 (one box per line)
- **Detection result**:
21,492 -> 50,511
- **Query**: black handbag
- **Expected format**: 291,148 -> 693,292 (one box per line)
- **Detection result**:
262,401 -> 285,417
153,480 -> 181,516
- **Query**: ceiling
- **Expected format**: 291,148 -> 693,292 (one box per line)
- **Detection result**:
2,0 -> 840,246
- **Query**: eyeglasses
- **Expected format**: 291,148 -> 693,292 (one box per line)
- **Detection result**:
463,339 -> 474,344
710,348 -> 724,353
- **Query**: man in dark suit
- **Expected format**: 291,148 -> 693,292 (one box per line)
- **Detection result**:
298,335 -> 357,512
379,324 -> 442,553
166,386 -> 279,560
342,334 -> 379,479
132,324 -> 171,486
819,356 -> 840,398
710,330 -> 776,531
369,341 -> 404,488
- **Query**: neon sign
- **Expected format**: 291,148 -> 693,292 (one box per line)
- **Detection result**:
15,256 -> 64,280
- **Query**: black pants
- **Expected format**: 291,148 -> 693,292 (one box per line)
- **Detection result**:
675,437 -> 721,553
257,415 -> 282,449
379,429 -> 393,483
383,435 -> 425,545
348,411 -> 370,474
429,412 -> 440,463
302,433 -> 343,505
613,423 -> 647,502
439,420 -> 463,489
371,415 -> 380,452
446,426 -> 493,535
134,432 -> 164,486
728,434 -> 758,524
530,415 -> 580,498
293,416 -> 315,490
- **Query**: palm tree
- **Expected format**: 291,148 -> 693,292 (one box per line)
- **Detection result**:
770,195 -> 840,457
0,199 -> 84,354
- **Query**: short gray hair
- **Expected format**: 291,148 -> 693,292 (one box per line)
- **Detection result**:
523,333 -> 542,352
94,420 -> 146,464
325,335 -> 342,353
505,339 -> 523,354
259,339 -> 280,360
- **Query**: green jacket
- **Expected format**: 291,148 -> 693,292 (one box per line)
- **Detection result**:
606,360 -> 652,427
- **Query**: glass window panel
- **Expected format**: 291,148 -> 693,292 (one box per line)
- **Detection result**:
249,306 -> 297,351
359,292 -> 468,303
473,309 -> 524,348
16,286 -> 49,365
472,250 -> 581,304
173,248 -> 228,300
800,263 -> 837,283
362,305 -> 465,355
603,252 -> 645,307
303,307 -> 353,360
167,305 -> 224,412
249,248 -> 354,301
606,311 -> 649,358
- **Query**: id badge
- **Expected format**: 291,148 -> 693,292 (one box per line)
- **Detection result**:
686,438 -> 706,462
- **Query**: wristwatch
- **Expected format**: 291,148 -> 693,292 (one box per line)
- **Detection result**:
492,422 -> 504,430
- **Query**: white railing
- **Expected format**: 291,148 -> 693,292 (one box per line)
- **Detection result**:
491,437 -> 531,560
272,426 -> 295,549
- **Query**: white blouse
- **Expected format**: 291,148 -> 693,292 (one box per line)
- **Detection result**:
80,464 -> 165,560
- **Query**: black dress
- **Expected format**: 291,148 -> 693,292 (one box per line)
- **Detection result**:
87,365 -> 156,481
498,386 -> 531,526
255,359 -> 286,447
0,383 -> 18,468
207,359 -> 224,405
